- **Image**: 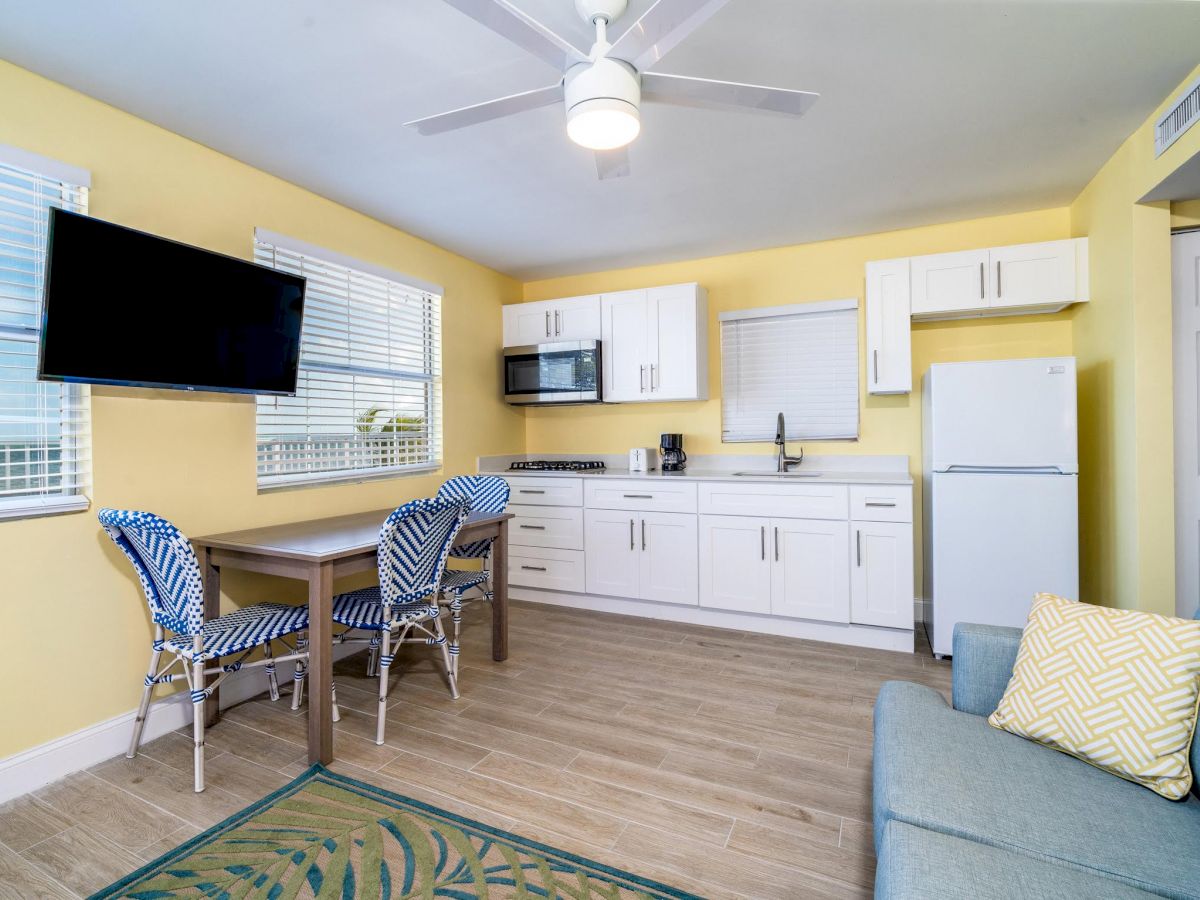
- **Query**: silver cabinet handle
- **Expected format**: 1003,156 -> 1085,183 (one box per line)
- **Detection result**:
545,310 -> 551,337
521,565 -> 547,572
630,519 -> 635,551
519,489 -> 545,494
856,529 -> 862,567
760,525 -> 765,561
650,363 -> 657,391
554,309 -> 560,335
640,364 -> 647,393
979,262 -> 984,300
864,501 -> 896,508
518,524 -> 546,530
873,349 -> 878,384
641,519 -> 646,551
996,260 -> 1002,298
623,494 -> 653,499
774,526 -> 779,562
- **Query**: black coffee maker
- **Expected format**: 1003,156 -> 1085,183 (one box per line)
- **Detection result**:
660,433 -> 687,472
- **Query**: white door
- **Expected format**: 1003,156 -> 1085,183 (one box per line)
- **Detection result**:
601,290 -> 648,402
584,508 -> 640,599
639,512 -> 699,606
928,472 -> 1078,656
865,259 -> 912,394
989,240 -> 1076,310
698,515 -> 771,613
925,358 -> 1077,473
552,295 -> 601,342
1172,230 -> 1200,618
850,521 -> 914,628
770,518 -> 850,622
503,300 -> 553,347
647,284 -> 701,401
910,249 -> 990,316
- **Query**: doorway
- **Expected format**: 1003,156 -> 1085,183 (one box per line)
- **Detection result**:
1173,228 -> 1200,618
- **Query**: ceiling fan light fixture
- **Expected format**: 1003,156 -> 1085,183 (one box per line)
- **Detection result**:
567,98 -> 640,150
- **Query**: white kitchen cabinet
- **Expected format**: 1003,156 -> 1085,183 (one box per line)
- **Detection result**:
989,240 -> 1078,310
699,515 -> 771,614
502,295 -> 600,347
850,521 -> 914,629
584,508 -> 698,605
601,283 -> 708,403
910,249 -> 990,317
771,519 -> 851,623
865,258 -> 912,395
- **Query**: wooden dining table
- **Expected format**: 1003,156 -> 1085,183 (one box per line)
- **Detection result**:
192,508 -> 513,765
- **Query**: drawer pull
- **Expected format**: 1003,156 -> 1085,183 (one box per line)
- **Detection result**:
518,524 -> 546,530
623,494 -> 653,499
520,565 -> 547,572
864,501 -> 897,508
519,489 -> 546,494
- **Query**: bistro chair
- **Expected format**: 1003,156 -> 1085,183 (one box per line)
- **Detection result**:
329,496 -> 468,745
99,508 -> 310,792
433,475 -> 510,678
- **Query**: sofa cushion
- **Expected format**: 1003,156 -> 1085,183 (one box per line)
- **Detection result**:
876,820 -> 1162,899
874,681 -> 1200,900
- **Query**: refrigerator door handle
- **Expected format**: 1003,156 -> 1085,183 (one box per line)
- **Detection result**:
943,464 -> 1066,474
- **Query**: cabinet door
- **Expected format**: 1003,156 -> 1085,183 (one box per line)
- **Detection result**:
584,508 -> 640,599
770,519 -> 850,623
989,240 -> 1076,310
647,284 -> 705,401
865,259 -> 912,394
553,295 -> 602,341
503,300 -> 553,347
850,521 -> 914,629
698,515 -> 771,613
601,290 -> 649,402
910,250 -> 990,317
638,512 -> 699,606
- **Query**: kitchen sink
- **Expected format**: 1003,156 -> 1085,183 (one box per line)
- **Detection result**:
731,471 -> 822,478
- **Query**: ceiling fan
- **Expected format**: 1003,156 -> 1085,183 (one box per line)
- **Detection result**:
405,0 -> 819,179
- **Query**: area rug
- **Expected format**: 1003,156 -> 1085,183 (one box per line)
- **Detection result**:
90,764 -> 700,899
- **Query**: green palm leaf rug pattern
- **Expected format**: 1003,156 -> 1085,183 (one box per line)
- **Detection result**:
91,764 -> 701,899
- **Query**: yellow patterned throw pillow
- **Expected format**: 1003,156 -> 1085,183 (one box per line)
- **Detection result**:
989,593 -> 1200,799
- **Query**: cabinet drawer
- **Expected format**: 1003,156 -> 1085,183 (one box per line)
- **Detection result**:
584,479 -> 698,513
508,504 -> 583,550
849,485 -> 913,522
503,476 -> 582,507
508,547 -> 585,593
698,481 -> 848,520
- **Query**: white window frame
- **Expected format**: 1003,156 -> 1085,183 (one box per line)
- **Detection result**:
253,229 -> 443,491
0,146 -> 91,521
719,298 -> 860,443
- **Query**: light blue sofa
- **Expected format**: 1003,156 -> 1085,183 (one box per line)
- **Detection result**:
872,621 -> 1200,899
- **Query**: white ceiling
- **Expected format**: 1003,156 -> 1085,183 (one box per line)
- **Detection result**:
1,0 -> 1198,280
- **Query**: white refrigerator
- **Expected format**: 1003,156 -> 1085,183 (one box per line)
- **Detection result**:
923,357 -> 1079,657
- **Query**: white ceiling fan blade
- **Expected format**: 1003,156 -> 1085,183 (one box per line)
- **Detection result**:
595,147 -> 631,180
607,0 -> 732,72
438,0 -> 589,70
405,83 -> 563,135
642,72 -> 819,117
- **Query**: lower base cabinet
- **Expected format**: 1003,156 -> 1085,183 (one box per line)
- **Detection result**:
850,521 -> 914,628
585,508 -> 698,606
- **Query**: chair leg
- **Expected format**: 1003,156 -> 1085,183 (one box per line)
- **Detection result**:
128,635 -> 163,759
367,634 -> 380,678
332,683 -> 341,723
291,632 -> 308,711
191,648 -> 206,793
262,640 -> 280,702
431,612 -> 459,701
375,629 -> 392,746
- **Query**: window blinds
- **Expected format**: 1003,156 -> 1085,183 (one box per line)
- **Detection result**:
0,156 -> 89,517
254,237 -> 442,488
720,300 -> 859,442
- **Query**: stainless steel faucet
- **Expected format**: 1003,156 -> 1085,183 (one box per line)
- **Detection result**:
775,412 -> 804,472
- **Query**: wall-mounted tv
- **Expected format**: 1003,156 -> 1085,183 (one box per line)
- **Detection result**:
38,209 -> 306,396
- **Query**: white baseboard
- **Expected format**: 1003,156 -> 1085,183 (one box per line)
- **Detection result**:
0,644 -> 358,806
511,588 -> 915,653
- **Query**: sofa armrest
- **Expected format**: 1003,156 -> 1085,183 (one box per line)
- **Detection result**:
951,623 -> 1022,716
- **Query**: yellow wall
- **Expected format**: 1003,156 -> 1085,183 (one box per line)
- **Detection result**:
0,60 -> 524,758
1174,199 -> 1200,229
524,208 -> 1076,601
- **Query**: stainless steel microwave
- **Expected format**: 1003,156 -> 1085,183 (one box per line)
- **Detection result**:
503,340 -> 602,405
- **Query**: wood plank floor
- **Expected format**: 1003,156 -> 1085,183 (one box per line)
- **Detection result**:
0,600 -> 950,899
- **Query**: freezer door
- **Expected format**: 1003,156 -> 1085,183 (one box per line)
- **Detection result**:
928,472 -> 1078,657
926,358 -> 1077,473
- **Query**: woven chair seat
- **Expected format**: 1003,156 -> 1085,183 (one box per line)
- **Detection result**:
331,587 -> 436,630
440,568 -> 490,595
164,603 -> 310,661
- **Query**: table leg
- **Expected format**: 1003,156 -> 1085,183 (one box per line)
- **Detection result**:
306,561 -> 334,765
492,519 -> 509,662
202,547 -> 221,728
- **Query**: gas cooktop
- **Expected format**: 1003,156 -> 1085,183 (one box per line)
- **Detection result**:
508,460 -> 606,473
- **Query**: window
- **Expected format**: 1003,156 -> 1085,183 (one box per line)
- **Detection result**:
254,230 -> 443,489
720,299 -> 859,442
0,147 -> 90,519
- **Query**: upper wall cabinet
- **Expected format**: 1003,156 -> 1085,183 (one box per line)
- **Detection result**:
908,238 -> 1089,321
601,283 -> 708,403
865,259 -> 912,395
502,295 -> 600,346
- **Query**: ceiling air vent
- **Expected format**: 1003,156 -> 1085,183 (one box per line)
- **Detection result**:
1156,74 -> 1200,157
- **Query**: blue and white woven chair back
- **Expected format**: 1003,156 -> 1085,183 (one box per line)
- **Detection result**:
98,508 -> 205,636
376,497 -> 470,607
437,476 -> 510,559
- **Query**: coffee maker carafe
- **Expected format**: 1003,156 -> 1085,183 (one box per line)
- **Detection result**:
660,434 -> 687,472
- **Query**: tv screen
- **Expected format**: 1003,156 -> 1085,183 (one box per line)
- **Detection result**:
38,209 -> 306,395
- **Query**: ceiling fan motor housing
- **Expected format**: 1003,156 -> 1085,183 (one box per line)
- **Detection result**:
565,57 -> 641,117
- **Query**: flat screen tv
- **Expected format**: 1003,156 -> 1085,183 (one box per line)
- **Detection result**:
38,209 -> 306,395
